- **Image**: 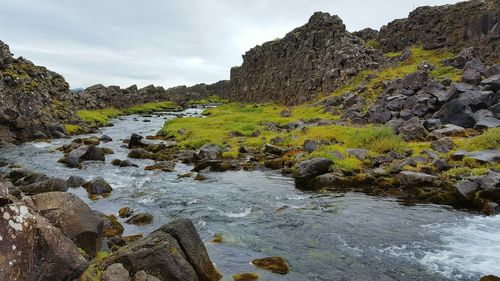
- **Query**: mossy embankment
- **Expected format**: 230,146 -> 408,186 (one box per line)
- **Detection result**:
68,101 -> 181,133
160,46 -> 495,174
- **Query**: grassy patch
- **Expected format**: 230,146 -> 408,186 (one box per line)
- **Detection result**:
78,101 -> 179,126
161,103 -> 406,171
458,128 -> 500,151
64,124 -> 84,135
188,95 -> 229,105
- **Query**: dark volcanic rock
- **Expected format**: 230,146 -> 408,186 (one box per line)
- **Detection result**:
377,0 -> 500,63
105,219 -> 221,281
28,191 -> 104,257
224,12 -> 387,105
294,158 -> 333,189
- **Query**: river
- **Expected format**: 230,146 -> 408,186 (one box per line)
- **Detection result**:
0,109 -> 498,281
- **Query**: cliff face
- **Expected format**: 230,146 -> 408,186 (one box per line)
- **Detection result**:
225,12 -> 387,105
377,0 -> 500,63
0,41 -> 80,142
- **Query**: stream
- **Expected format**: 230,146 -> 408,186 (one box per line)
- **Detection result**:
0,109 -> 499,281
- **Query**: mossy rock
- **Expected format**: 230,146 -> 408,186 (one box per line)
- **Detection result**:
103,215 -> 124,237
210,233 -> 224,243
233,272 -> 259,281
251,256 -> 289,274
481,275 -> 500,281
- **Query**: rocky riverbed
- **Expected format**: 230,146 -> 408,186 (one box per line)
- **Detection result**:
1,109 -> 499,281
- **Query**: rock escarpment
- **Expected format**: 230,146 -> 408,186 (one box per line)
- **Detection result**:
225,12 -> 387,105
377,0 -> 500,63
0,41 -> 81,142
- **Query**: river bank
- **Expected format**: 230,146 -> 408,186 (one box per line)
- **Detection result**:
1,110 -> 499,280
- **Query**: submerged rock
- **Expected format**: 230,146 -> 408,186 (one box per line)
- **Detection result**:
145,161 -> 176,172
119,207 -> 134,218
67,175 -> 86,187
251,256 -> 290,274
128,133 -> 147,148
125,213 -> 153,225
232,273 -> 259,281
60,145 -> 105,168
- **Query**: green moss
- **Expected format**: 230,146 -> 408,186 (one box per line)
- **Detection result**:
459,128 -> 500,151
429,66 -> 462,82
366,39 -> 381,49
188,94 -> 229,105
64,124 -> 84,135
79,251 -> 110,281
78,101 -> 179,127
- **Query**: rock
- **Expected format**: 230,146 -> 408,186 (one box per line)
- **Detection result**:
430,138 -> 455,153
462,69 -> 481,85
423,118 -> 441,131
397,117 -> 428,141
465,150 -> 500,164
133,271 -> 161,281
197,144 -> 223,160
265,158 -> 284,170
371,167 -> 389,177
481,74 -> 500,91
280,109 -> 292,117
128,148 -> 156,159
100,135 -> 113,142
481,275 -> 500,281
432,159 -> 449,172
83,176 -> 113,195
145,161 -> 176,172
398,171 -> 438,188
29,191 -> 104,257
102,214 -> 124,237
0,202 -> 88,281
20,177 -> 68,194
263,144 -> 286,156
303,139 -> 318,153
195,173 -> 208,181
125,213 -> 153,225
61,145 -> 105,168
129,133 -> 147,148
120,160 -> 139,167
432,124 -> 466,137
456,179 -> 480,198
474,117 -> 500,129
67,175 -> 86,187
251,256 -> 290,274
33,130 -> 48,139
119,207 -> 134,218
102,147 -> 114,154
294,158 -> 333,189
433,99 -> 475,128
232,273 -> 259,281
159,218 -> 223,281
346,148 -> 368,160
77,136 -> 101,145
105,219 -> 221,281
478,171 -> 500,190
103,263 -> 131,281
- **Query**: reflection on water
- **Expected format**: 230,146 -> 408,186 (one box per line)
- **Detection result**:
1,110 -> 497,281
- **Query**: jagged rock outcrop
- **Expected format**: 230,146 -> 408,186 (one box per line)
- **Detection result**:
0,40 -> 81,142
224,12 -> 387,105
377,0 -> 500,63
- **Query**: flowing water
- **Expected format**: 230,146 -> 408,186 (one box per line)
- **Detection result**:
1,109 -> 499,281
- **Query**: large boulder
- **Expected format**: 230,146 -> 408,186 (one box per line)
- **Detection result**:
28,192 -> 104,257
83,176 -> 113,195
105,219 -> 221,281
20,177 -> 68,194
129,133 -> 147,148
197,144 -> 222,160
0,202 -> 88,281
60,145 -> 105,168
294,158 -> 333,189
432,99 -> 475,128
481,74 -> 500,91
397,117 -> 429,141
398,171 -> 438,188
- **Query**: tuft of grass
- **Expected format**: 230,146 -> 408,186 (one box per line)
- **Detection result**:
366,39 -> 381,49
77,101 -> 179,127
64,124 -> 84,135
188,94 -> 229,105
459,128 -> 500,151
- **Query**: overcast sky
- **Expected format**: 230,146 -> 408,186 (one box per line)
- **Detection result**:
1,0 -> 462,89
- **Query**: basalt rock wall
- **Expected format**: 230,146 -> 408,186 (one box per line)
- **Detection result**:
222,12 -> 387,105
377,0 -> 500,63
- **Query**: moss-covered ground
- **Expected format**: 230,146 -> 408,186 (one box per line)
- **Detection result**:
77,101 -> 180,127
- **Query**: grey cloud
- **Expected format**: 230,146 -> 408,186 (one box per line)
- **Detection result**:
0,0 -> 462,89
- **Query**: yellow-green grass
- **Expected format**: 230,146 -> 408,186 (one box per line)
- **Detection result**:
160,103 -> 407,171
456,128 -> 500,151
64,124 -> 84,135
188,94 -> 229,105
78,101 -> 179,126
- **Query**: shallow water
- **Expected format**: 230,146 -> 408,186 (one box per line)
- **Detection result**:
1,109 -> 499,281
